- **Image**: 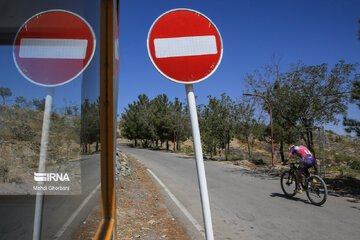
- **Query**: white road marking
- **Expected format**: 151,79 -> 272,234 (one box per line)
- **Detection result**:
54,183 -> 101,239
147,169 -> 205,238
19,38 -> 88,59
154,35 -> 217,58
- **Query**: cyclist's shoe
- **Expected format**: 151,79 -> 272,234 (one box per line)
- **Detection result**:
296,187 -> 303,194
310,178 -> 317,187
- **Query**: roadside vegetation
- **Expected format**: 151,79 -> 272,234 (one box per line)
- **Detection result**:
120,59 -> 360,181
0,96 -> 100,184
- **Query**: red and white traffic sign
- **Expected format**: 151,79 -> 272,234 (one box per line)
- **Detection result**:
147,9 -> 223,84
13,10 -> 96,87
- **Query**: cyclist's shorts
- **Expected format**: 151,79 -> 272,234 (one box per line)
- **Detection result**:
299,156 -> 315,170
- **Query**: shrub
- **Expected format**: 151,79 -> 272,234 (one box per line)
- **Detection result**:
334,153 -> 354,164
335,136 -> 343,143
181,145 -> 193,154
350,158 -> 360,171
12,124 -> 36,141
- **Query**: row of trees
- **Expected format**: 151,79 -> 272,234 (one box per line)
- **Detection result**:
0,87 -> 50,111
121,60 -> 359,162
120,92 -> 268,160
0,89 -> 100,154
198,94 -> 266,159
121,94 -> 191,151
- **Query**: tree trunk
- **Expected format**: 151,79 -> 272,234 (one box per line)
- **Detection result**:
166,141 -> 169,150
279,140 -> 285,162
177,139 -> 181,151
246,135 -> 251,159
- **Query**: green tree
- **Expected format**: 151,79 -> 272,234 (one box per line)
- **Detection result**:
121,103 -> 140,145
80,99 -> 100,153
170,98 -> 190,151
150,94 -> 173,149
248,60 -> 358,156
0,87 -> 12,105
32,98 -> 45,111
234,97 -> 259,159
15,96 -> 27,108
121,94 -> 155,147
199,94 -> 236,160
343,79 -> 360,137
199,97 -> 221,158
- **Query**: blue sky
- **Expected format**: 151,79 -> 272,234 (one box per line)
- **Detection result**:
118,0 -> 360,135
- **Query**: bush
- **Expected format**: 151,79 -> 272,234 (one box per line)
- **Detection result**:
335,136 -> 343,143
181,145 -> 193,154
12,124 -> 36,141
0,162 -> 9,183
227,154 -> 245,161
334,153 -> 354,164
350,158 -> 360,171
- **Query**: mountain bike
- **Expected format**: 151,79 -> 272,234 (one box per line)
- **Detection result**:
280,161 -> 328,206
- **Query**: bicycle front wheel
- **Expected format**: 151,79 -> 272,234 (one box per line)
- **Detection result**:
306,175 -> 327,206
281,170 -> 297,197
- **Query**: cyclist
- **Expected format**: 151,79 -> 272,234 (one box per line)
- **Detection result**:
283,145 -> 316,193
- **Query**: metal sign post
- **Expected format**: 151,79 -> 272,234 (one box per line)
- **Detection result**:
33,87 -> 54,240
147,9 -> 223,239
186,84 -> 214,240
13,10 -> 96,240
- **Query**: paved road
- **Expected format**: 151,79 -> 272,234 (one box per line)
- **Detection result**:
0,154 -> 100,240
118,143 -> 360,240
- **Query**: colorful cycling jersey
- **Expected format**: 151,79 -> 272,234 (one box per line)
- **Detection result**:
289,146 -> 313,159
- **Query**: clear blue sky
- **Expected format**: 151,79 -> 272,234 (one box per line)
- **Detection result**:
118,0 -> 360,135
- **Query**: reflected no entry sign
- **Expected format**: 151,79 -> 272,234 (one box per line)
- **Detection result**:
13,10 -> 96,87
147,9 -> 223,84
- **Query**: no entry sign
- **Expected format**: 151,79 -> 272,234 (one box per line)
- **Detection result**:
147,9 -> 223,84
13,10 -> 96,87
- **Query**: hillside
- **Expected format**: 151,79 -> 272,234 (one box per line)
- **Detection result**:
0,105 -> 82,194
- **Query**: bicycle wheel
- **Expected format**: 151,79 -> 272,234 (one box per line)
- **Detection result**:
306,175 -> 327,206
281,170 -> 297,197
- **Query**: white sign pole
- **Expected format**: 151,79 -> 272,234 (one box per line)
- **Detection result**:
33,87 -> 54,240
185,84 -> 214,240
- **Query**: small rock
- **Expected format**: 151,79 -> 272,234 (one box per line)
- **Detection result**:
147,220 -> 156,225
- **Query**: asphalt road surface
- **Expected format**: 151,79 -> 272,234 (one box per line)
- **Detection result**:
0,154 -> 100,240
118,143 -> 360,240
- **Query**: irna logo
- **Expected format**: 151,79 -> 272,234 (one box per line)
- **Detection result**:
34,173 -> 70,182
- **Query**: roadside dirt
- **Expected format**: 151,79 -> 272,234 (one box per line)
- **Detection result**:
72,153 -> 190,240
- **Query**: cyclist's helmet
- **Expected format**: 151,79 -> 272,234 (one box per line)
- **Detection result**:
288,145 -> 294,152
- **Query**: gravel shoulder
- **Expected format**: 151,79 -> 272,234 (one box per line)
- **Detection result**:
72,152 -> 190,240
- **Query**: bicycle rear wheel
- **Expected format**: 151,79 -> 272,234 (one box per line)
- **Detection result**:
281,170 -> 297,197
306,175 -> 327,206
